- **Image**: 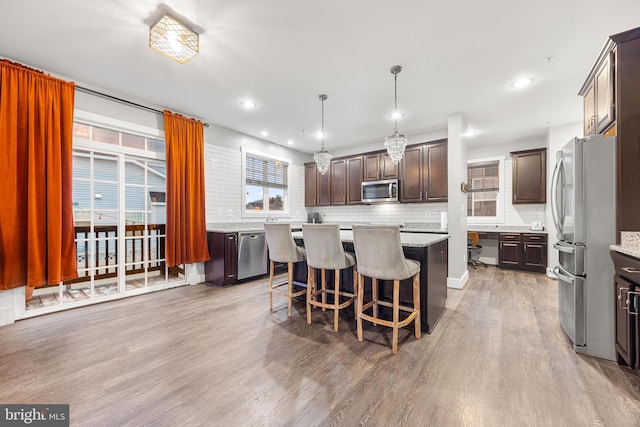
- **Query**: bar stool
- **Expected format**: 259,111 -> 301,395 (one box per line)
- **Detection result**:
302,224 -> 357,332
264,223 -> 307,318
352,225 -> 421,354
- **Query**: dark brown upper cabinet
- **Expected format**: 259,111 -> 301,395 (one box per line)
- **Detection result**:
304,163 -> 318,207
304,141 -> 447,207
363,152 -> 398,182
317,168 -> 331,206
400,146 -> 423,202
304,161 -> 331,207
399,141 -> 448,203
331,159 -> 347,205
511,148 -> 546,204
581,49 -> 615,136
346,156 -> 363,204
424,142 -> 448,202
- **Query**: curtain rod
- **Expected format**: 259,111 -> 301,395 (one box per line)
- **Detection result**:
75,85 -> 210,127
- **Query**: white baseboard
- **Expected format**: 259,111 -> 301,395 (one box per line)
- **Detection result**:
447,270 -> 469,290
546,267 -> 557,279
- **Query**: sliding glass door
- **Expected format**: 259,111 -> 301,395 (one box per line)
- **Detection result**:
25,120 -> 184,314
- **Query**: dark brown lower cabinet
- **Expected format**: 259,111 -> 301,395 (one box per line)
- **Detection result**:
611,250 -> 640,373
205,232 -> 238,286
498,233 -> 547,273
614,275 -> 636,367
499,241 -> 521,268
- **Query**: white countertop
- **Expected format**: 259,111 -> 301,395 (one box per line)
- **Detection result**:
207,222 -> 305,233
292,230 -> 449,248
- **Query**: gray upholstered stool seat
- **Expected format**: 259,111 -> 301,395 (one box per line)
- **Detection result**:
352,225 -> 421,354
264,223 -> 307,318
302,224 -> 357,332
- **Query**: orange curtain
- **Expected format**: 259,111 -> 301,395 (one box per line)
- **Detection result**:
163,110 -> 210,266
0,60 -> 78,294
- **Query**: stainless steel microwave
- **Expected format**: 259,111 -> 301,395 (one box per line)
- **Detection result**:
362,179 -> 399,203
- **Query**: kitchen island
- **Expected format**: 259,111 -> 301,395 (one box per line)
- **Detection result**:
292,230 -> 449,333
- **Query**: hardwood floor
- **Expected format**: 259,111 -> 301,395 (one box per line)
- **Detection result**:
1,267 -> 639,426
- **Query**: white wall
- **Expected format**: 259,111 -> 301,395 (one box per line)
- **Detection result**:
448,114 -> 469,289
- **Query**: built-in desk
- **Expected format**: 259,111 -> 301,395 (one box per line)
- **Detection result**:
292,231 -> 450,333
467,228 -> 548,272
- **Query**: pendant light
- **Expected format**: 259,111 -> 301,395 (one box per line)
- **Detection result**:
384,65 -> 408,164
313,94 -> 332,175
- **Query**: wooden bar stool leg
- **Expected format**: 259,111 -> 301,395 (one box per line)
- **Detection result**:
372,277 -> 378,326
392,279 -> 400,355
321,269 -> 327,312
413,273 -> 421,339
307,267 -> 314,324
334,269 -> 340,332
269,260 -> 274,312
287,262 -> 293,318
357,273 -> 364,342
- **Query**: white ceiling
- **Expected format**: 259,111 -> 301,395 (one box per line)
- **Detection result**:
1,0 -> 639,153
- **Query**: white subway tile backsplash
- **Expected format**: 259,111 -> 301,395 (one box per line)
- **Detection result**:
310,203 -> 448,224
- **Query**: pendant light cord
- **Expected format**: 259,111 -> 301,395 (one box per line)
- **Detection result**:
321,96 -> 326,151
393,72 -> 399,135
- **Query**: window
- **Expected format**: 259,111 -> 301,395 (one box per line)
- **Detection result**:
26,110 -> 185,315
242,148 -> 290,216
467,156 -> 505,223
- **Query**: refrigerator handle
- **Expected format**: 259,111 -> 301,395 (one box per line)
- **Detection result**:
553,266 -> 574,282
553,242 -> 575,254
550,157 -> 562,234
558,159 -> 566,224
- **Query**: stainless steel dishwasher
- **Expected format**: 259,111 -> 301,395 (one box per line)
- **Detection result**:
237,231 -> 268,280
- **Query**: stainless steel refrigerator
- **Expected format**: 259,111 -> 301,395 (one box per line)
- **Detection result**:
551,134 -> 616,360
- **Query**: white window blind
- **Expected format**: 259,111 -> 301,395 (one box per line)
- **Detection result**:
245,154 -> 288,189
467,160 -> 500,217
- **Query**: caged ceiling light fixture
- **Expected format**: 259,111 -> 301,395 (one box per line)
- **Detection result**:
149,13 -> 199,64
313,94 -> 332,175
384,65 -> 408,165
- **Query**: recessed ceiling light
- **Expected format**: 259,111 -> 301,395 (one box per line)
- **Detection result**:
315,131 -> 326,139
261,131 -> 268,137
512,78 -> 533,88
287,140 -> 294,145
462,129 -> 480,137
390,112 -> 404,119
241,100 -> 256,109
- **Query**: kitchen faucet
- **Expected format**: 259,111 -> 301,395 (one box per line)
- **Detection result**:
266,215 -> 278,223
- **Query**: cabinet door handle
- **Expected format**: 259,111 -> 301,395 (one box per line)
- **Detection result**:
618,287 -> 630,310
524,243 -> 527,252
500,242 -> 503,250
629,291 -> 640,315
618,287 -> 638,314
622,267 -> 640,274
